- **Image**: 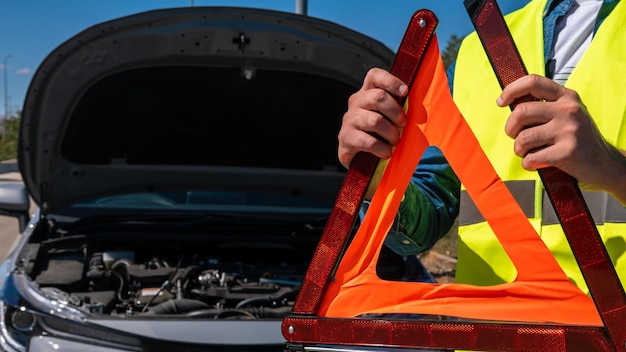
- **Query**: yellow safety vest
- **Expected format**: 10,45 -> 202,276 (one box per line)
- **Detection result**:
453,0 -> 626,293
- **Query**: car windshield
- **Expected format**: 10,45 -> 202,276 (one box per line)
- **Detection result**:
70,190 -> 335,215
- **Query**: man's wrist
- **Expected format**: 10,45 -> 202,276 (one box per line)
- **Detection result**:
608,148 -> 626,206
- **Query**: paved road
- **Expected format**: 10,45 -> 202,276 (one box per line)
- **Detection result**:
0,162 -> 31,262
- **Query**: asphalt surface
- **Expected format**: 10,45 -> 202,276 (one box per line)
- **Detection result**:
0,161 -> 31,262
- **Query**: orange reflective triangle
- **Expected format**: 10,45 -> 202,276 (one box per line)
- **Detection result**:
317,37 -> 601,326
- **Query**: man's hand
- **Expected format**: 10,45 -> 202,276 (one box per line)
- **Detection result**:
497,74 -> 626,204
338,68 -> 408,169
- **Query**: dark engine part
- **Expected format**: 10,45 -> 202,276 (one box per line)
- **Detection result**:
77,250 -> 301,318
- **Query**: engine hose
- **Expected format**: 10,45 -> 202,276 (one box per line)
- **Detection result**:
245,306 -> 292,318
185,306 -> 293,319
143,298 -> 209,315
235,287 -> 298,309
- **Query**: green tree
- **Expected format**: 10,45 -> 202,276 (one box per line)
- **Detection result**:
0,112 -> 20,161
442,34 -> 463,70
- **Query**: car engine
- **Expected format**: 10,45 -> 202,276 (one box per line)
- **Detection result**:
23,232 -> 309,320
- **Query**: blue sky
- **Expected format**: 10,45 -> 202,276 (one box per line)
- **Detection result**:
0,0 -> 529,118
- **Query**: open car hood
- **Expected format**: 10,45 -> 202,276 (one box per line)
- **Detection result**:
18,6 -> 394,212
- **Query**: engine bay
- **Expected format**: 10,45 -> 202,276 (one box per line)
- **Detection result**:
12,209 -> 426,322
20,228 -> 312,320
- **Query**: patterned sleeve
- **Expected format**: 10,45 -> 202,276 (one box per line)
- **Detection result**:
381,146 -> 460,255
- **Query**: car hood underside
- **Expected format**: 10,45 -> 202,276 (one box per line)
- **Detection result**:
18,6 -> 394,212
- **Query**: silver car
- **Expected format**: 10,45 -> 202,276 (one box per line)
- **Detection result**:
0,6 -> 397,351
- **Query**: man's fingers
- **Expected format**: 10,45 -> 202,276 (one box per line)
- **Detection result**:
497,74 -> 566,106
504,101 -> 552,138
340,107 -> 401,147
520,147 -> 552,171
337,67 -> 408,169
363,68 -> 408,97
337,129 -> 393,168
360,69 -> 408,128
512,124 -> 554,158
363,89 -> 407,128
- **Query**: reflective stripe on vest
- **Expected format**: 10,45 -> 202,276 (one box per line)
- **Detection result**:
460,181 -> 626,226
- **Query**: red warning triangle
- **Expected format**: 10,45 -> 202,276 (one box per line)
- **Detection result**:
283,6 -> 624,351
316,36 -> 601,326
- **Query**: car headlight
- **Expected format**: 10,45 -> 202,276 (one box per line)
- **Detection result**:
1,273 -> 142,352
0,301 -> 31,352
